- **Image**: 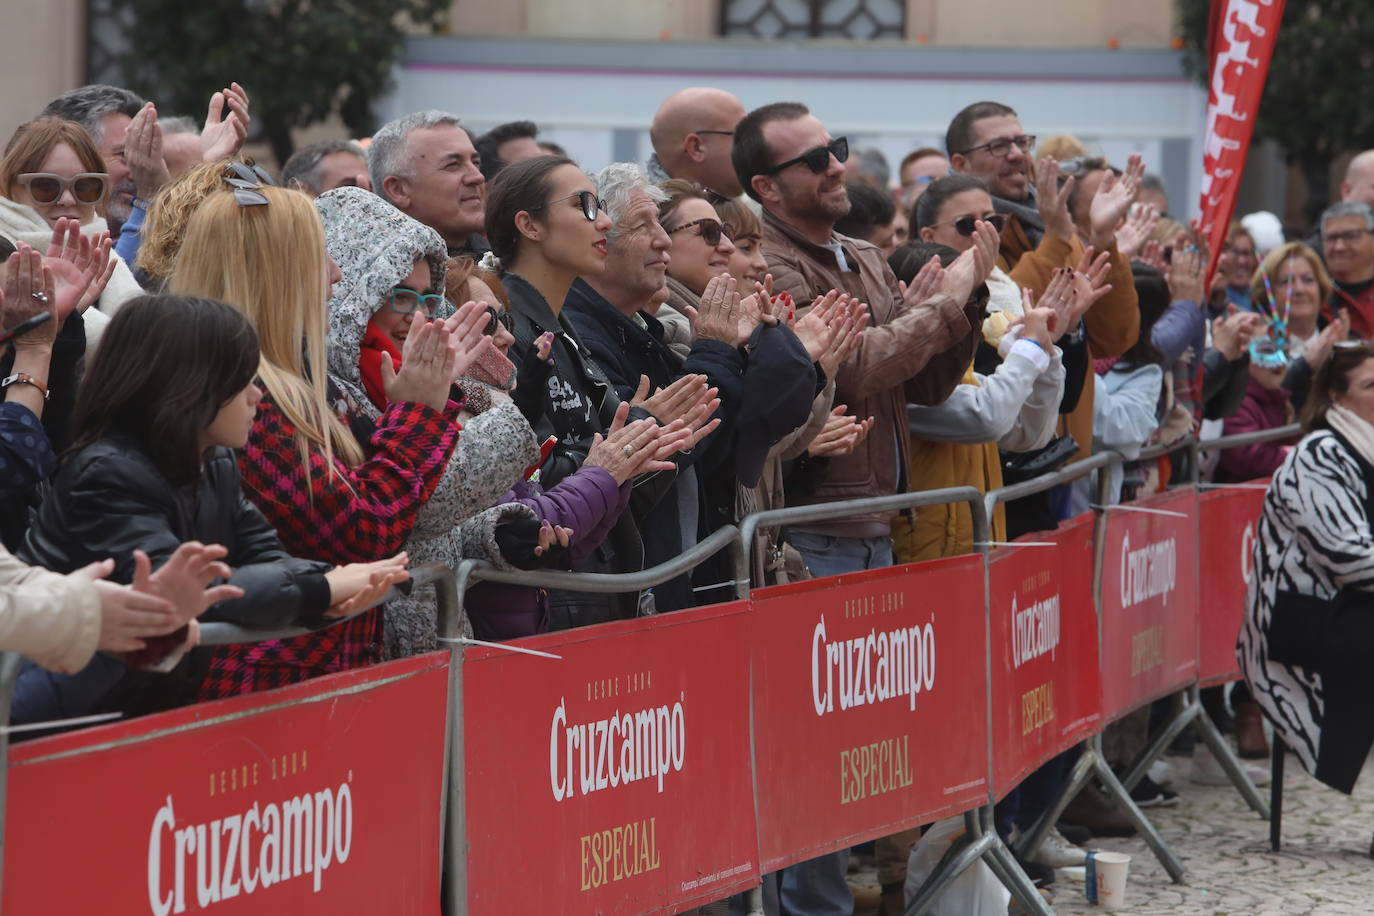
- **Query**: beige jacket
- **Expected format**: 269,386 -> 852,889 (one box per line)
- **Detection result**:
0,544 -> 101,673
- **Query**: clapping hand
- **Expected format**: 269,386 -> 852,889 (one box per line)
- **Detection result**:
44,218 -> 112,319
1034,157 -> 1077,243
381,313 -> 457,411
200,83 -> 251,163
807,405 -> 874,457
125,102 -> 170,198
1116,203 -> 1159,259
898,255 -> 946,307
1089,152 -> 1144,249
1,243 -> 57,351
939,220 -> 1000,306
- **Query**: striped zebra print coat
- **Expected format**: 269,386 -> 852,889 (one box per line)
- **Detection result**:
1238,429 -> 1374,792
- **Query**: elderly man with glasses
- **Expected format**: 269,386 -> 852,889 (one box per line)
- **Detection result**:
1322,201 -> 1374,338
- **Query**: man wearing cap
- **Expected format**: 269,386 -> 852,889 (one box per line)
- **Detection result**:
731,100 -> 995,916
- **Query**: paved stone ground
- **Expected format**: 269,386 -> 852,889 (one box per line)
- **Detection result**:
850,748 -> 1374,915
1050,749 -> 1374,915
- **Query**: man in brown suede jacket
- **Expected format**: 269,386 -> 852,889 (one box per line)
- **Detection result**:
729,100 -> 998,916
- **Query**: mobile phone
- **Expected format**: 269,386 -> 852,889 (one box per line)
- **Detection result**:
0,311 -> 51,348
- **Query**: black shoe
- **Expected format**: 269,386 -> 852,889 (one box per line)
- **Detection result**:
1013,855 -> 1056,888
1130,774 -> 1180,808
1055,822 -> 1092,846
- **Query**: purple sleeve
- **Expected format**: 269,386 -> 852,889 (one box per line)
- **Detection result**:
506,467 -> 629,566
1216,398 -> 1290,480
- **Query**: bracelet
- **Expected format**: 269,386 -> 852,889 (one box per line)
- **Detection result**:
1,372 -> 49,400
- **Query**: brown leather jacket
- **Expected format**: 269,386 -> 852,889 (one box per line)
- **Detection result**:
761,209 -> 980,537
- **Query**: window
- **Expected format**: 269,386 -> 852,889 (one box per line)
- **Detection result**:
720,0 -> 905,40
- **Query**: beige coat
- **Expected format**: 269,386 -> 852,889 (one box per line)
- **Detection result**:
0,544 -> 100,673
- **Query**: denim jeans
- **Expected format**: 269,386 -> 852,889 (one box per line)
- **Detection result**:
786,530 -> 894,579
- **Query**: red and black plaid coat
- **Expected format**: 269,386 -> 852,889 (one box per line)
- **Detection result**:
198,390 -> 461,700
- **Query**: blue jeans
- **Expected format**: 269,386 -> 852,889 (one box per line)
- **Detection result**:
786,531 -> 894,579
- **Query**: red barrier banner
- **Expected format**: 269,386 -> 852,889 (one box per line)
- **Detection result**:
4,651 -> 450,915
1198,483 -> 1267,685
988,515 -> 1103,799
1099,488 -> 1201,719
462,601 -> 758,915
750,556 -> 987,872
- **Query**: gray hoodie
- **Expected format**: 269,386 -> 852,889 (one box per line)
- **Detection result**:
315,188 -> 539,651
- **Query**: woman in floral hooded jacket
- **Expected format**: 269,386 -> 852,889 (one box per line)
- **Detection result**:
316,188 -> 632,652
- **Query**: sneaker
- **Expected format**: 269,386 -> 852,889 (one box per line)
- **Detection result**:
1131,774 -> 1180,808
1190,744 -> 1271,786
1148,757 -> 1175,789
1025,827 -> 1088,868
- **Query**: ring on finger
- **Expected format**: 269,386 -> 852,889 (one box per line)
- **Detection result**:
31,291 -> 48,304
622,444 -> 635,457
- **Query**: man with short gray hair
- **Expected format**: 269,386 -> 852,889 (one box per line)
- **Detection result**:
369,110 -> 488,256
1322,200 -> 1374,336
282,139 -> 371,197
41,84 -> 144,230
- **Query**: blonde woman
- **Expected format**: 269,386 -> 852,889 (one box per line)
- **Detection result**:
134,158 -> 250,290
169,182 -> 471,698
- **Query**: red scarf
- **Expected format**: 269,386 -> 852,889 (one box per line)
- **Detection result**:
359,320 -> 403,411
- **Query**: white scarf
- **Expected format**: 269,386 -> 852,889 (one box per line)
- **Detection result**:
1327,404 -> 1374,469
0,197 -> 146,346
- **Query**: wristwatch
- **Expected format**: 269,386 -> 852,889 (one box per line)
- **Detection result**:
1,372 -> 49,400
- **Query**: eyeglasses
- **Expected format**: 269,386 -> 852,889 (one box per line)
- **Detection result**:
223,161 -> 276,207
761,137 -> 849,176
959,135 -> 1036,159
482,304 -> 514,336
1325,228 -> 1372,247
386,287 -> 448,316
1225,245 -> 1258,259
16,172 -> 109,205
529,190 -> 606,222
933,213 -> 1007,237
695,130 -> 735,138
666,217 -> 731,247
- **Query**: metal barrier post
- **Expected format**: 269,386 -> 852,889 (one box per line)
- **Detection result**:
1105,426 -> 1299,824
438,561 -> 472,916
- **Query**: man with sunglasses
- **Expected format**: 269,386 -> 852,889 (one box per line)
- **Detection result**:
731,100 -> 996,916
647,88 -> 747,199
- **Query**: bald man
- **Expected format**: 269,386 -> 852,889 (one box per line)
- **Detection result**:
647,87 -> 746,197
1343,150 -> 1374,208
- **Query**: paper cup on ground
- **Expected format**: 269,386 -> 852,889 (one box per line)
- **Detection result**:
1093,851 -> 1130,906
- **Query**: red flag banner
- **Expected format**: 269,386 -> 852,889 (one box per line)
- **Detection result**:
1198,0 -> 1286,282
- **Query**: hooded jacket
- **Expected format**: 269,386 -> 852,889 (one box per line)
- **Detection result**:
315,187 -> 543,647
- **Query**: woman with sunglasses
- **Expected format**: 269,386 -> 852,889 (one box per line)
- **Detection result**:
169,185 -> 469,698
0,118 -> 142,330
315,187 -> 629,651
486,155 -> 695,627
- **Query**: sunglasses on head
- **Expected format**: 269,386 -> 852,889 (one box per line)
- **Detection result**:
529,190 -> 605,222
940,213 -> 1007,237
17,172 -> 108,206
223,161 -> 276,207
666,217 -> 731,247
386,287 -> 448,316
762,137 -> 849,176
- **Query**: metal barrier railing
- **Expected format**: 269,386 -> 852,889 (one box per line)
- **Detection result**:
0,423 -> 1305,914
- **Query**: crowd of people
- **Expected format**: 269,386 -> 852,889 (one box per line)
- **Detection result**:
2,78 -> 1372,914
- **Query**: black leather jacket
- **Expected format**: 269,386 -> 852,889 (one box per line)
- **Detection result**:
14,436 -> 332,721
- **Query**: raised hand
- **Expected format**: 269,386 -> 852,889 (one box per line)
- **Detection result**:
1211,306 -> 1264,361
1009,302 -> 1058,351
1034,157 -> 1077,242
125,102 -> 170,199
1088,152 -> 1144,249
1167,245 -> 1206,305
940,220 -> 1000,306
1116,203 -> 1159,259
44,219 -> 111,320
898,255 -> 946,308
1302,310 -> 1351,370
200,82 -> 251,163
819,299 -> 868,378
684,273 -> 741,344
789,290 -> 847,362
1,243 -> 58,351
585,401 -> 676,482
437,299 -> 492,382
632,372 -> 709,424
381,313 -> 457,411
